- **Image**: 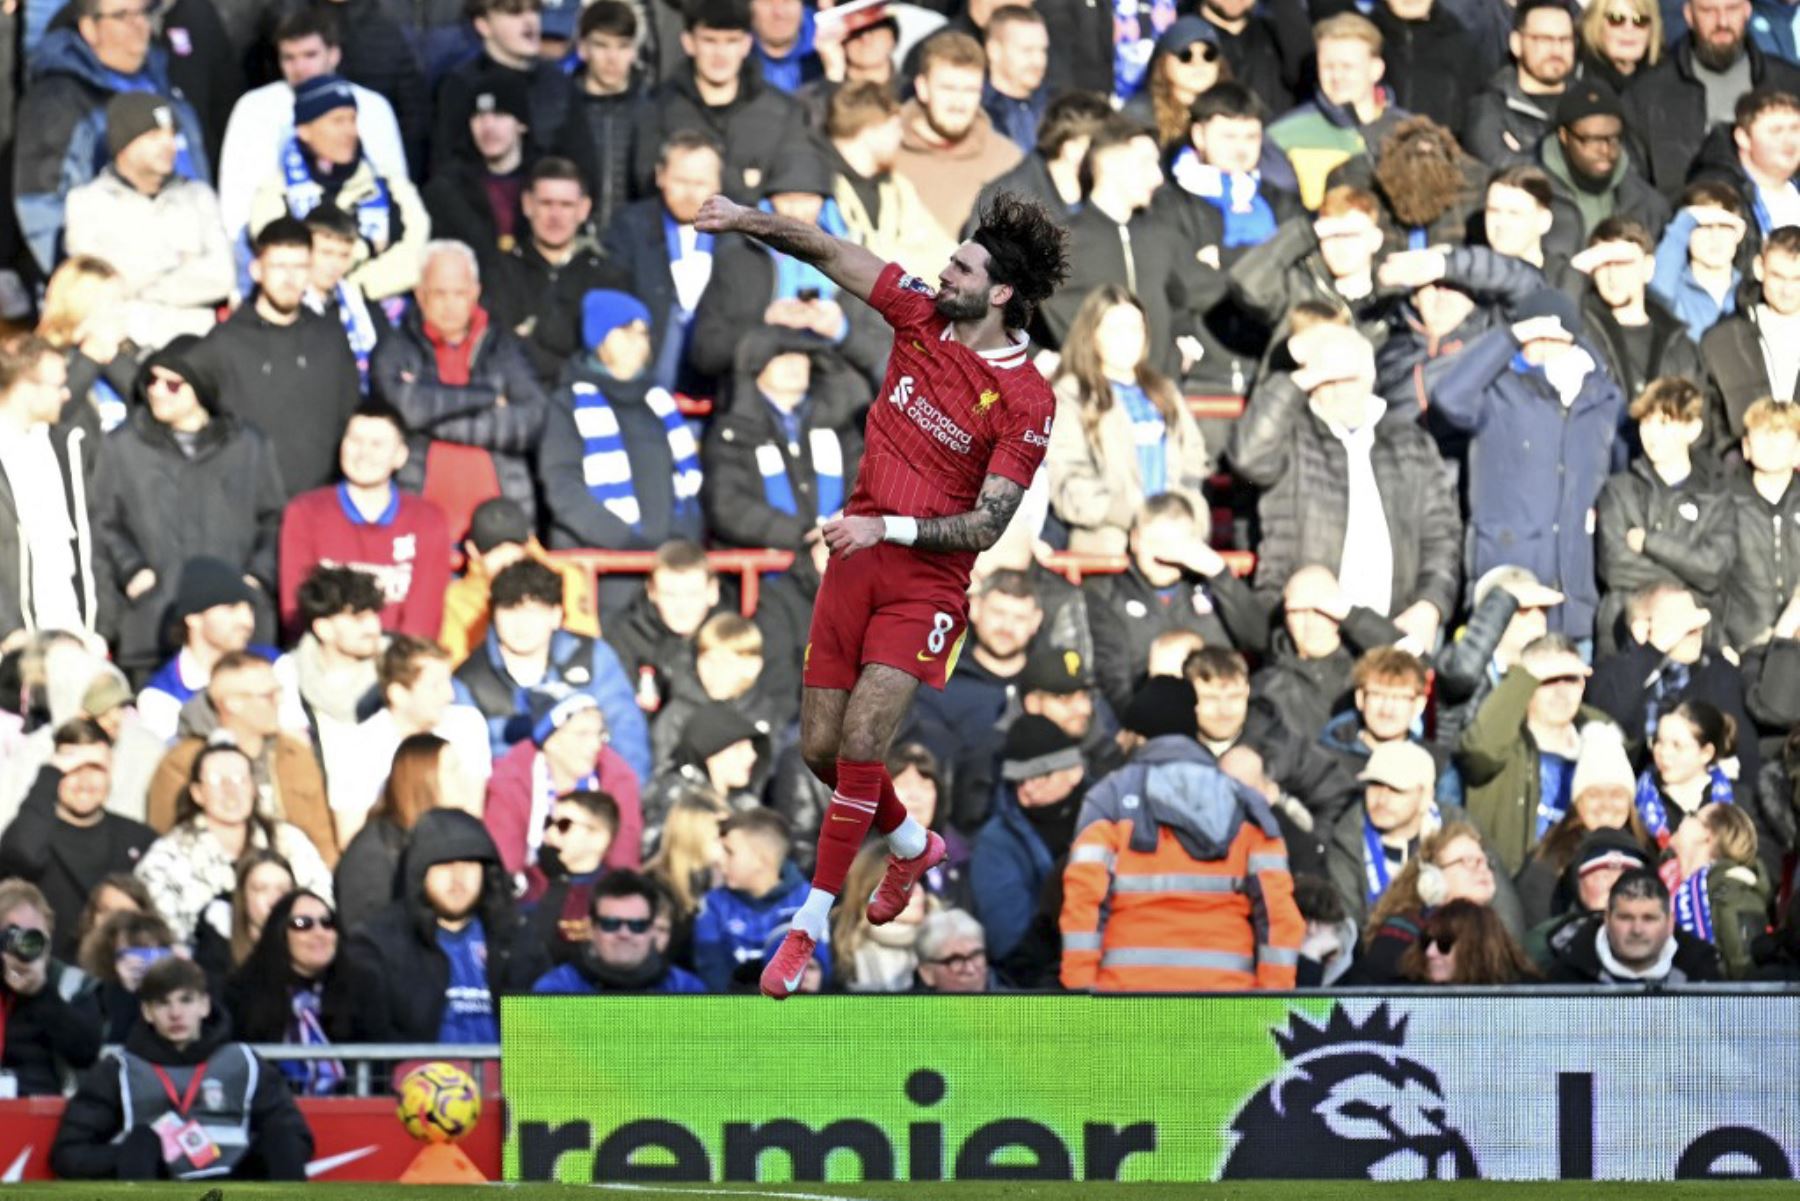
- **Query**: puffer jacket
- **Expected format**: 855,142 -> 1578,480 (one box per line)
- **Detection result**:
631,65 -> 808,202
1721,468 -> 1800,652
1462,67 -> 1558,167
13,30 -> 210,275
0,420 -> 107,648
374,306 -> 549,528
1594,457 -> 1732,641
248,155 -> 430,302
700,326 -> 865,551
93,406 -> 283,670
1424,325 -> 1626,637
340,810 -> 548,1040
1060,735 -> 1305,991
1226,215 -> 1397,349
1230,371 -> 1462,623
1700,309 -> 1800,454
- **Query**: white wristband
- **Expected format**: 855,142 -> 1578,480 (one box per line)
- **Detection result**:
882,515 -> 918,546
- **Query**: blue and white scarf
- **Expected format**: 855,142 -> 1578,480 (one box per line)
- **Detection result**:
756,428 -> 844,519
570,381 -> 702,529
1635,766 -> 1734,846
1361,798 -> 1443,904
280,985 -> 344,1096
1115,382 -> 1167,497
281,139 -> 394,248
1171,148 -> 1277,248
1671,864 -> 1715,942
308,282 -> 380,389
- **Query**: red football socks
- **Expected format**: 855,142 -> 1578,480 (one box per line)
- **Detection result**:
813,757 -> 884,893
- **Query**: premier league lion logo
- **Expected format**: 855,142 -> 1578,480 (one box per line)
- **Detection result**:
1220,1004 -> 1480,1181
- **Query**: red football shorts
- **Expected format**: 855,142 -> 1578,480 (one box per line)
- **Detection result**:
803,541 -> 970,692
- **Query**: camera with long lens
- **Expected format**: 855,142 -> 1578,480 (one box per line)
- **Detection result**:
0,924 -> 47,964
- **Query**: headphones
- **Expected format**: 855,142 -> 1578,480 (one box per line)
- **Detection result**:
1416,859 -> 1448,908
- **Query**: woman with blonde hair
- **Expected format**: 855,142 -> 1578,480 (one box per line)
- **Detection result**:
1358,821 -> 1522,983
1664,802 -> 1770,978
1048,285 -> 1211,554
645,792 -> 730,966
37,255 -> 137,436
831,842 -> 940,991
1578,0 -> 1660,93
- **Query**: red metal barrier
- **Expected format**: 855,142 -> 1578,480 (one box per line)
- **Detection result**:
548,548 -> 795,617
1040,549 -> 1253,585
0,1095 -> 503,1182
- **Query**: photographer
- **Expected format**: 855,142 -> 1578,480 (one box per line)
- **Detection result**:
0,880 -> 103,1097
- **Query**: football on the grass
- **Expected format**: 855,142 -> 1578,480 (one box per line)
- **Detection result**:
395,1061 -> 482,1143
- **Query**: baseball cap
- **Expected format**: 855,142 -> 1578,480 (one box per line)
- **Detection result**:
1018,644 -> 1092,696
1357,741 -> 1437,793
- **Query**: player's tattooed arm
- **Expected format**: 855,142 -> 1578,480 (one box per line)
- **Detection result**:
696,196 -> 886,303
912,474 -> 1026,553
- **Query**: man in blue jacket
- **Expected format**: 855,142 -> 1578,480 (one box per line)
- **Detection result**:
969,715 -> 1086,964
693,808 -> 816,992
1425,288 -> 1626,643
453,558 -> 651,778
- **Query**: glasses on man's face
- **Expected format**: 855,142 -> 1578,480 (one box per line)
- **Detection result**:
1604,9 -> 1651,25
289,914 -> 337,932
1566,129 -> 1623,149
928,949 -> 986,971
595,916 -> 652,934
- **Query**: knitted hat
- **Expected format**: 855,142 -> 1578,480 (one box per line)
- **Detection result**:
294,75 -> 357,126
1555,79 -> 1623,130
467,497 -> 532,553
1001,714 -> 1083,782
467,70 -> 531,125
582,289 -> 652,351
1570,722 -> 1635,799
529,687 -> 600,747
105,91 -> 175,161
1358,741 -> 1437,793
1018,643 -> 1092,696
1122,677 -> 1198,740
1509,289 -> 1582,341
1572,828 -> 1653,877
678,701 -> 762,762
172,557 -> 258,621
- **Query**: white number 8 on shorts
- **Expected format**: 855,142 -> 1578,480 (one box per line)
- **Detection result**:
926,611 -> 955,655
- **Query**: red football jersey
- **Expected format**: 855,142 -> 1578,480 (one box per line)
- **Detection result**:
848,262 -> 1056,523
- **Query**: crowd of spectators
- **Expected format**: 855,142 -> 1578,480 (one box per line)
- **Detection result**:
3,0 -> 1800,1170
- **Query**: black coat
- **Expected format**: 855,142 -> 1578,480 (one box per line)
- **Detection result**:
0,768 -> 154,961
373,307 -> 550,527
1038,0 -> 1112,97
601,198 -> 685,380
51,1014 -> 310,1180
1722,467 -> 1800,651
1543,912 -> 1723,983
1595,457 -> 1733,634
332,815 -> 407,935
93,407 -> 284,669
699,326 -> 865,550
485,240 -> 632,388
1212,14 -> 1300,116
431,55 -> 574,170
1084,564 -> 1264,716
554,84 -> 647,235
1251,615 -> 1403,746
1582,289 -> 1703,407
340,810 -> 548,1041
1228,373 -> 1463,622
631,66 -> 807,202
1623,38 -> 1800,200
687,233 -> 887,386
301,0 -> 429,170
1370,4 -> 1482,135
1586,640 -> 1760,790
1042,202 -> 1204,377
2,960 -> 101,1097
184,302 -> 361,501
1701,310 -> 1800,455
421,159 -> 529,270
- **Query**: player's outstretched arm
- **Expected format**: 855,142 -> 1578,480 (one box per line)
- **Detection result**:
694,194 -> 886,304
822,474 -> 1026,559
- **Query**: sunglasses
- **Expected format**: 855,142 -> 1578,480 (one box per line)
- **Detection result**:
1176,43 -> 1219,64
544,816 -> 585,834
1426,932 -> 1458,953
289,914 -> 337,932
594,916 -> 653,934
1604,9 -> 1652,25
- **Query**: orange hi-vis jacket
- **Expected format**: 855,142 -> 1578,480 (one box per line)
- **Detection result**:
1060,736 -> 1305,992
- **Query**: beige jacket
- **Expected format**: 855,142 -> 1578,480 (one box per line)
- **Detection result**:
249,157 -> 430,301
1046,374 -> 1213,555
892,103 -> 1021,256
63,169 -> 236,350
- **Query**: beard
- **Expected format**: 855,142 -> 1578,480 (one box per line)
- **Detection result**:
934,287 -> 989,322
924,104 -> 976,143
1693,31 -> 1745,70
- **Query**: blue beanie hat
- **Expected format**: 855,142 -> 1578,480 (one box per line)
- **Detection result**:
582,290 -> 652,351
529,688 -> 601,748
295,75 -> 357,126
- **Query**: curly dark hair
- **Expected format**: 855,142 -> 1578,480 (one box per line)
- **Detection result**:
970,191 -> 1071,332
